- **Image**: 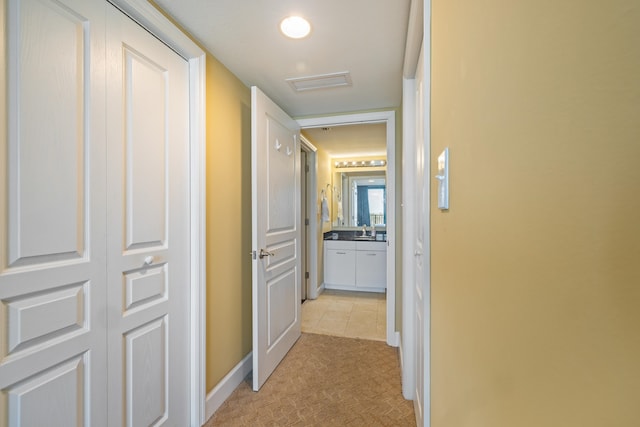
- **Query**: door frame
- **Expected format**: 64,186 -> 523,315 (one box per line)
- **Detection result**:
298,111 -> 398,347
402,76 -> 417,400
108,1 -> 206,424
299,135 -> 319,299
401,0 -> 431,424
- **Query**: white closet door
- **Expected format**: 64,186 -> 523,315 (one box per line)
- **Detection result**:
0,0 -> 108,426
105,4 -> 191,426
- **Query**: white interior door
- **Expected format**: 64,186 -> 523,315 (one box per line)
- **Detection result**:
0,0 -> 108,425
105,5 -> 191,425
251,86 -> 302,391
414,45 -> 427,426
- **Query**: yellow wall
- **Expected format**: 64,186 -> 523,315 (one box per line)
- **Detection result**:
205,54 -> 252,391
431,1 -> 640,425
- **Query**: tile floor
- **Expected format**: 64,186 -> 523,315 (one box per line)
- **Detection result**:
301,289 -> 386,341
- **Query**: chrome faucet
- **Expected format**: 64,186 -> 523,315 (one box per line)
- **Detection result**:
362,226 -> 367,237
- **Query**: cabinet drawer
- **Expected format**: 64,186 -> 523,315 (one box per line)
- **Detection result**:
355,241 -> 386,251
324,240 -> 357,250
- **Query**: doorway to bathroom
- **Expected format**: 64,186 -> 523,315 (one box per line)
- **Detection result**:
297,111 -> 398,347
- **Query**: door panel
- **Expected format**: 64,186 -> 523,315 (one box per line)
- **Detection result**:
125,317 -> 166,427
124,47 -> 167,249
267,270 -> 297,343
124,264 -> 167,311
8,0 -> 90,264
0,0 -> 107,425
6,356 -> 85,426
6,284 -> 85,353
252,86 -> 301,391
106,5 -> 190,425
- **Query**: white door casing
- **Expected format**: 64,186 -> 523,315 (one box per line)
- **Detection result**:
297,111 -> 397,347
251,86 -> 302,391
414,44 -> 427,426
402,76 -> 416,400
402,1 -> 431,423
0,0 -> 108,425
299,135 -> 319,300
105,4 -> 190,426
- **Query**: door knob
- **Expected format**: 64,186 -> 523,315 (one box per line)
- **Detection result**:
259,249 -> 275,259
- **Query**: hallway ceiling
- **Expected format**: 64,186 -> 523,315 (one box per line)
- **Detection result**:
302,123 -> 387,158
153,0 -> 411,120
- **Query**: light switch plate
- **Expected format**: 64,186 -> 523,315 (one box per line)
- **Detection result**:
435,148 -> 449,210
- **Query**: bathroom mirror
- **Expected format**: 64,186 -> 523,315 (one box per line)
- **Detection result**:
332,170 -> 386,228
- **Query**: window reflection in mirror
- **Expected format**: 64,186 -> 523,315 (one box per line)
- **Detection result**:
333,170 -> 386,228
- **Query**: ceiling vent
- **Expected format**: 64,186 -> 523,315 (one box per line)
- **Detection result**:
286,71 -> 352,92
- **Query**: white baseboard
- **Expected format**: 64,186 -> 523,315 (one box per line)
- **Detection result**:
205,352 -> 252,421
387,330 -> 400,347
399,335 -> 404,371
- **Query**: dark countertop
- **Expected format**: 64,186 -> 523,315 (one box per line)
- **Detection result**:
323,230 -> 387,242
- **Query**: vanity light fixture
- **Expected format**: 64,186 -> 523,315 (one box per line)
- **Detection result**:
334,160 -> 387,169
280,16 -> 311,39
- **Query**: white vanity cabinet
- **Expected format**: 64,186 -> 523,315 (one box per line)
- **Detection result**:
324,240 -> 387,292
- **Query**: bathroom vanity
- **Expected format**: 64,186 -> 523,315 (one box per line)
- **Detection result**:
324,239 -> 387,292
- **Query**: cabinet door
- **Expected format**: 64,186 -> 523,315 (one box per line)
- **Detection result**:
356,251 -> 387,288
324,249 -> 356,285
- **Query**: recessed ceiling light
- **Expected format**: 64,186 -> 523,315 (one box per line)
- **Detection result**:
280,16 -> 311,39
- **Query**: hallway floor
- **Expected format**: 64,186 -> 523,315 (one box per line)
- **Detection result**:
301,289 -> 386,341
203,290 -> 413,426
204,333 -> 414,426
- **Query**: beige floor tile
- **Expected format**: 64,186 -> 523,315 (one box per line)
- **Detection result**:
345,320 -> 381,341
302,289 -> 386,341
327,300 -> 354,313
349,310 -> 376,324
321,309 -> 350,322
314,317 -> 347,335
353,301 -> 378,312
301,317 -> 320,330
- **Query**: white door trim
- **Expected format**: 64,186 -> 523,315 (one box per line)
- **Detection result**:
400,0 -> 424,401
402,76 -> 417,400
402,0 -> 431,424
297,111 -> 398,347
300,135 -> 319,299
108,1 -> 206,424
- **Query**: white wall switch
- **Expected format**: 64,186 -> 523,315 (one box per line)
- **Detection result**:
435,147 -> 449,210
